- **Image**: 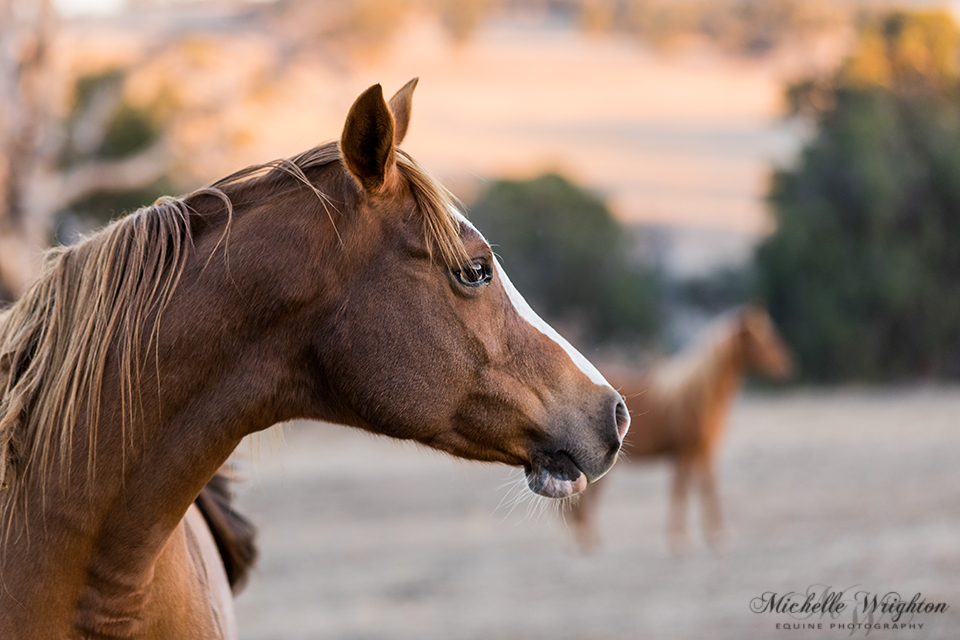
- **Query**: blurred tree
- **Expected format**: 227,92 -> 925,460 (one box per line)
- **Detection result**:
679,267 -> 754,314
0,3 -> 170,301
52,70 -> 170,241
757,10 -> 960,381
468,173 -> 660,344
0,0 -> 56,301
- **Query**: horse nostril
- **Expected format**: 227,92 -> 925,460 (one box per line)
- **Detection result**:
614,399 -> 630,441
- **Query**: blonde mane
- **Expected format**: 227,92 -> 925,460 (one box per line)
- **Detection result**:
0,141 -> 467,500
213,143 -> 469,267
650,310 -> 744,408
0,196 -> 198,498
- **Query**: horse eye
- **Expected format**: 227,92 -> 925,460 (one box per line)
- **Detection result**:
453,259 -> 492,287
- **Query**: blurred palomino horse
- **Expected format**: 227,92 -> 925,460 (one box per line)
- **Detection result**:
0,80 -> 629,639
569,305 -> 791,552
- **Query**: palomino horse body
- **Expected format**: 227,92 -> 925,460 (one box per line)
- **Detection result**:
569,306 -> 791,552
0,80 -> 628,639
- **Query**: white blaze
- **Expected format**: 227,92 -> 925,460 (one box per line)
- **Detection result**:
455,211 -> 612,389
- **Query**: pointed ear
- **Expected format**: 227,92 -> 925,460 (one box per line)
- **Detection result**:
341,84 -> 396,191
388,77 -> 418,146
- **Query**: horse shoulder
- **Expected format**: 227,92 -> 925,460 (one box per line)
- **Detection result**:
144,506 -> 238,640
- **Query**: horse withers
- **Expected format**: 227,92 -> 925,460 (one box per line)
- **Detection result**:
569,305 -> 792,553
0,79 -> 628,639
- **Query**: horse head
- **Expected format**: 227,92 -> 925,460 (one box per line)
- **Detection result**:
230,80 -> 629,498
738,305 -> 794,380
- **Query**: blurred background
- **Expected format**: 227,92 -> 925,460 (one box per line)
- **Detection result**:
2,0 -> 960,638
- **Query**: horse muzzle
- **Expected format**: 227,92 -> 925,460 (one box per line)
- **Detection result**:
525,395 -> 629,498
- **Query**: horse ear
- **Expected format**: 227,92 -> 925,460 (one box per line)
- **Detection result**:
388,77 -> 418,146
341,83 -> 396,191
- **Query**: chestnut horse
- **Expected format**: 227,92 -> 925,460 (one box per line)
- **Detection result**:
569,305 -> 791,553
0,80 -> 629,639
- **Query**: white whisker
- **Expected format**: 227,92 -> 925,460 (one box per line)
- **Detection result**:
494,469 -> 534,522
493,468 -> 581,525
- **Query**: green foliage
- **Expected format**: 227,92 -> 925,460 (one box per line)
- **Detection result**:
842,9 -> 960,93
468,173 -> 660,344
72,70 -> 125,116
757,10 -> 960,381
62,70 -> 161,166
97,104 -> 159,160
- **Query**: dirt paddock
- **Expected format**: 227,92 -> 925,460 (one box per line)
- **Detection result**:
233,388 -> 960,639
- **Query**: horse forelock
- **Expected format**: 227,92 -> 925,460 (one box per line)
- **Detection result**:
0,140 -> 468,502
392,149 -> 470,268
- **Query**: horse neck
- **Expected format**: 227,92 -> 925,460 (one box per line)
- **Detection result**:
686,323 -> 747,414
68,179 -> 352,570
714,326 -> 748,408
0,190 -> 329,634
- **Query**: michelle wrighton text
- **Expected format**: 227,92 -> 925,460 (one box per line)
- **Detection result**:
751,587 -> 948,627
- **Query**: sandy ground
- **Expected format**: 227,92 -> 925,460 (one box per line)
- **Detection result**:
232,388 -> 960,640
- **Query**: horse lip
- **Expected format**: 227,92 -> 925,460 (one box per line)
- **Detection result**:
525,450 -> 588,498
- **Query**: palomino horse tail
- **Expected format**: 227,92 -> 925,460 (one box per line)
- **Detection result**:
194,471 -> 258,593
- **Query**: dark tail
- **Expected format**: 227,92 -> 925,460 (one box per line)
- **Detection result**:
194,470 -> 258,593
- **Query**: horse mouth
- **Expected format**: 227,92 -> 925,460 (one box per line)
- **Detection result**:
525,450 -> 588,498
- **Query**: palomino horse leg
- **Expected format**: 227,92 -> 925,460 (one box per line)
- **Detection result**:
696,457 -> 729,551
568,474 -> 608,553
667,457 -> 692,554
